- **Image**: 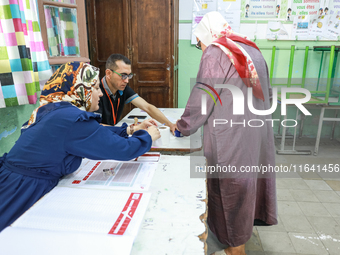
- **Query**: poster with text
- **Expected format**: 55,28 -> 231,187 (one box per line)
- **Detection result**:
326,14 -> 340,39
221,10 -> 242,32
191,0 -> 218,44
291,0 -> 320,17
218,0 -> 242,11
324,0 -> 340,15
246,0 -> 278,19
292,15 -> 311,39
308,14 -> 329,38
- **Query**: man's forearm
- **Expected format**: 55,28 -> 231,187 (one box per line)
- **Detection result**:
145,105 -> 173,126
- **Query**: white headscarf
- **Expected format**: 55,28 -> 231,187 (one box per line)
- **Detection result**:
193,11 -> 265,101
193,11 -> 247,46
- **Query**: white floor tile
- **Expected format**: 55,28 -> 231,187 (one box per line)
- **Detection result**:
288,233 -> 328,255
277,179 -> 310,190
290,190 -> 319,202
297,202 -> 331,217
304,180 -> 332,191
278,201 -> 304,216
277,189 -> 295,201
318,234 -> 340,255
323,203 -> 340,217
313,190 -> 340,203
280,215 -> 315,233
307,216 -> 340,236
258,231 -> 296,253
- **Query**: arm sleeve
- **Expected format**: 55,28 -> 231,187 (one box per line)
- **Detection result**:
177,48 -> 233,136
124,86 -> 138,104
64,119 -> 152,161
105,123 -> 129,137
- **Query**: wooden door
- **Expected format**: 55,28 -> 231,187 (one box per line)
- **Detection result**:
86,0 -> 131,77
86,0 -> 177,119
130,0 -> 174,108
86,0 -> 133,117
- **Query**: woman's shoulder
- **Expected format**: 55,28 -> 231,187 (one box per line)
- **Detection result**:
49,102 -> 102,123
202,45 -> 227,64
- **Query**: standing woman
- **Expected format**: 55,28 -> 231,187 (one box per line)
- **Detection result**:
0,62 -> 160,232
176,12 -> 277,255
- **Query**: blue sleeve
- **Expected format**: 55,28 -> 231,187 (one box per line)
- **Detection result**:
64,119 -> 152,161
106,123 -> 129,137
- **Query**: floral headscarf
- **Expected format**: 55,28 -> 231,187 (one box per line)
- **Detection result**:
194,11 -> 264,101
25,62 -> 100,127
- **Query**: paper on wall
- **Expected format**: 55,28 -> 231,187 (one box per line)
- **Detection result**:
308,14 -> 329,39
217,0 -> 242,11
291,15 -> 311,40
266,21 -> 289,39
221,10 -> 241,32
326,14 -> 340,39
191,0 -> 218,44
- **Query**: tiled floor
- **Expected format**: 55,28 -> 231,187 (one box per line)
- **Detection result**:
205,138 -> 340,255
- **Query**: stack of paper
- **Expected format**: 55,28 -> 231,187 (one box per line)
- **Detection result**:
0,156 -> 160,255
0,187 -> 151,255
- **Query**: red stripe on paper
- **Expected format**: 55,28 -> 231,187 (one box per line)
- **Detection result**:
82,161 -> 101,181
108,193 -> 143,235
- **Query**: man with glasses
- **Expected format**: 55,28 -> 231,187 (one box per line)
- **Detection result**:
97,54 -> 176,133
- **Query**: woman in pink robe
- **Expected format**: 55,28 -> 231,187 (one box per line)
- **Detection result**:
176,12 -> 277,255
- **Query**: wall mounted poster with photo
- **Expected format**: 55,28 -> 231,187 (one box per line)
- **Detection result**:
191,0 -> 340,41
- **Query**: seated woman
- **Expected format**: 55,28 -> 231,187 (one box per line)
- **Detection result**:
0,62 -> 160,232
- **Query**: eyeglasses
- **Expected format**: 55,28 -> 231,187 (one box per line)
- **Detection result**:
195,40 -> 202,50
110,69 -> 133,80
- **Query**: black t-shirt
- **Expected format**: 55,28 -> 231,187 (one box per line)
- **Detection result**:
96,77 -> 138,125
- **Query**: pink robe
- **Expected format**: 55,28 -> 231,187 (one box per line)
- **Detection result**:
177,43 -> 277,247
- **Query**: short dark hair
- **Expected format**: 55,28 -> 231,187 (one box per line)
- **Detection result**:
106,54 -> 131,70
288,8 -> 291,11
246,4 -> 249,7
325,7 -> 328,11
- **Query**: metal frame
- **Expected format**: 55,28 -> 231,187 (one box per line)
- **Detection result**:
271,45 -> 340,155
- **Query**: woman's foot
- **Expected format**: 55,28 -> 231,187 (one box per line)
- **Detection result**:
225,244 -> 246,255
211,244 -> 246,255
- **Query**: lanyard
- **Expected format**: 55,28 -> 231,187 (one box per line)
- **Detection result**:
102,78 -> 120,125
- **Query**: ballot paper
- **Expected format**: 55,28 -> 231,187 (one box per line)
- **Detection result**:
58,158 -> 158,191
0,187 -> 151,255
134,152 -> 161,162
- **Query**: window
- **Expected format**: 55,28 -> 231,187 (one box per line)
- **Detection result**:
38,0 -> 89,65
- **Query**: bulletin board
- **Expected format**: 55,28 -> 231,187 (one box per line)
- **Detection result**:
191,0 -> 340,42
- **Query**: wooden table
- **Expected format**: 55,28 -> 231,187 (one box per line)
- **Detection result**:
117,108 -> 203,152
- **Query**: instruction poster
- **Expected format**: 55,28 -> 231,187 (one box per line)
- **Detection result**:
246,0 -> 279,19
191,0 -> 218,44
218,0 -> 242,31
287,0 -> 339,20
291,15 -> 311,39
217,0 -> 242,11
290,0 -> 320,17
308,14 -> 329,38
191,0 -> 241,43
325,0 -> 340,15
326,13 -> 340,39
